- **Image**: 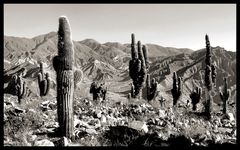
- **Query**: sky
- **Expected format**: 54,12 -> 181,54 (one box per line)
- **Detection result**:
4,4 -> 236,51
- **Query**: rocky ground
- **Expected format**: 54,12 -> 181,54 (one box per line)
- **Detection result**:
4,92 -> 236,147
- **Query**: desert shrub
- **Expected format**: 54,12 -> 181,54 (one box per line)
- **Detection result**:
4,108 -> 45,146
104,126 -> 142,146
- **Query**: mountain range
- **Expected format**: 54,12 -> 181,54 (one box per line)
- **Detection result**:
4,32 -> 236,108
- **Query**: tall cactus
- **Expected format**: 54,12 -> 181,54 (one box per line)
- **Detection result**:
53,16 -> 74,138
38,62 -> 50,96
16,74 -> 26,104
190,87 -> 202,111
171,72 -> 182,106
220,77 -> 230,114
146,74 -> 157,101
129,33 -> 147,98
204,34 -> 216,118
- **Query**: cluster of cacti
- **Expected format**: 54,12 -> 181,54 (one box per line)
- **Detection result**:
190,86 -> 202,111
171,72 -> 182,106
129,33 -> 148,98
220,77 -> 230,114
53,16 -> 75,138
90,82 -> 107,101
204,34 -> 216,118
74,69 -> 83,89
37,62 -> 50,96
146,74 -> 157,101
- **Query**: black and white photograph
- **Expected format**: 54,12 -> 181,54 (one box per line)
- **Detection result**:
3,4 -> 237,147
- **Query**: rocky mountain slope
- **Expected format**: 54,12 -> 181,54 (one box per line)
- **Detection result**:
3,33 -> 236,146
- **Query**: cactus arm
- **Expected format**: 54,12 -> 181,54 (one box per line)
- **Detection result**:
227,89 -> 231,99
220,91 -> 224,101
43,73 -> 50,96
142,45 -> 149,69
74,69 -> 83,88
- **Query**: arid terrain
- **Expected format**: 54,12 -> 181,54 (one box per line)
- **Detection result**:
4,32 -> 236,146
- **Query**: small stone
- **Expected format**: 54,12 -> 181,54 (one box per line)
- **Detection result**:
100,115 -> 107,124
226,113 -> 235,122
27,135 -> 37,142
33,139 -> 54,146
48,102 -> 57,110
206,130 -> 211,138
86,128 -> 98,134
41,100 -> 50,106
14,107 -> 25,114
213,134 -> 222,143
158,110 -> 166,118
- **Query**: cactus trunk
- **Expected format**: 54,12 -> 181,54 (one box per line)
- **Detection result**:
53,16 -> 74,138
223,101 -> 227,114
56,70 -> 74,138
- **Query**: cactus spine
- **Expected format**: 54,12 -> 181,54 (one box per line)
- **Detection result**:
129,33 -> 147,99
171,72 -> 182,106
190,87 -> 202,111
204,34 -> 216,118
146,74 -> 157,101
53,16 -> 74,138
37,62 -> 50,96
220,77 -> 230,114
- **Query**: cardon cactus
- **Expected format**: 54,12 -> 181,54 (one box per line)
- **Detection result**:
16,74 -> 26,103
74,69 -> 83,89
53,16 -> 74,138
220,77 -> 230,114
90,82 -> 107,101
204,34 -> 216,118
129,33 -> 147,98
146,74 -> 157,101
7,74 -> 26,103
37,62 -> 50,96
171,72 -> 182,106
190,87 -> 202,111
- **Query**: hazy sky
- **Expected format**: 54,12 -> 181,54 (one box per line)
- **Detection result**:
4,4 -> 236,51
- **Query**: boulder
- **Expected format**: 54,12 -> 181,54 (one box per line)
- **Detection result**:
33,139 -> 54,146
128,120 -> 148,133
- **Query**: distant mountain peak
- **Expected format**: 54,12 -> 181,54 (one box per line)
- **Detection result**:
80,38 -> 100,44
